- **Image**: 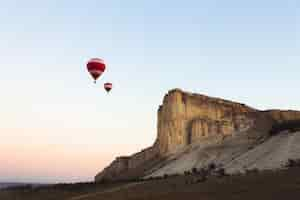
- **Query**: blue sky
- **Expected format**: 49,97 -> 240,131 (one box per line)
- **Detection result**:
0,0 -> 299,182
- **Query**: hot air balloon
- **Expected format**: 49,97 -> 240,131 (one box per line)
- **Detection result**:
104,82 -> 112,93
87,58 -> 106,83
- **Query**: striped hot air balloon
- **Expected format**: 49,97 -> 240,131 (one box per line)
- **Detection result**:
104,82 -> 112,93
87,58 -> 106,83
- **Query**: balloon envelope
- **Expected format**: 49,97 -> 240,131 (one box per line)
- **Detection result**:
104,82 -> 112,92
87,58 -> 106,82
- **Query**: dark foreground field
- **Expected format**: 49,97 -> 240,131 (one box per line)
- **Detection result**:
1,168 -> 300,200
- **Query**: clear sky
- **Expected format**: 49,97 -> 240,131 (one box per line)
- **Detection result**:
0,0 -> 299,183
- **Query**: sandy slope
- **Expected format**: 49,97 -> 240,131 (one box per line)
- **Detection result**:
226,131 -> 300,173
147,131 -> 300,177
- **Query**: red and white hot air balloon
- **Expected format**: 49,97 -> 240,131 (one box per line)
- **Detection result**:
104,82 -> 112,93
87,58 -> 106,83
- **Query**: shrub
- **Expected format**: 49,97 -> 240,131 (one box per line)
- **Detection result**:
269,120 -> 300,136
198,168 -> 209,177
286,159 -> 300,168
192,167 -> 198,174
184,170 -> 191,176
163,174 -> 169,179
208,163 -> 216,171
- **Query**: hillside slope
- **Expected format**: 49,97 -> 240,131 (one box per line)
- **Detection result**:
147,131 -> 300,177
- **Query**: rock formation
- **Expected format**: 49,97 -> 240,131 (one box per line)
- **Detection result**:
95,145 -> 160,181
157,89 -> 257,155
95,89 -> 300,182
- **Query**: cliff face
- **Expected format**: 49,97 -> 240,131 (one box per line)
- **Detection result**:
157,89 -> 256,155
265,110 -> 300,123
95,89 -> 300,182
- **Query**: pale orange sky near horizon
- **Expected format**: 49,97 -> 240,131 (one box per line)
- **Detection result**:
0,127 -> 156,183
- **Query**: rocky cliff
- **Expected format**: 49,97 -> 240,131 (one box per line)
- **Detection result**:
95,145 -> 160,181
95,89 -> 300,182
157,89 -> 257,155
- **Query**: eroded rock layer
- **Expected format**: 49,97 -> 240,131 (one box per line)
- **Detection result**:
157,89 -> 257,155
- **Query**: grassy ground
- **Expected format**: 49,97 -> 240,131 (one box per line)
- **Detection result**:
1,168 -> 300,200
0,182 -> 126,200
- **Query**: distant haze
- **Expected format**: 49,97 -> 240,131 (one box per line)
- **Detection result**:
0,0 -> 299,182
